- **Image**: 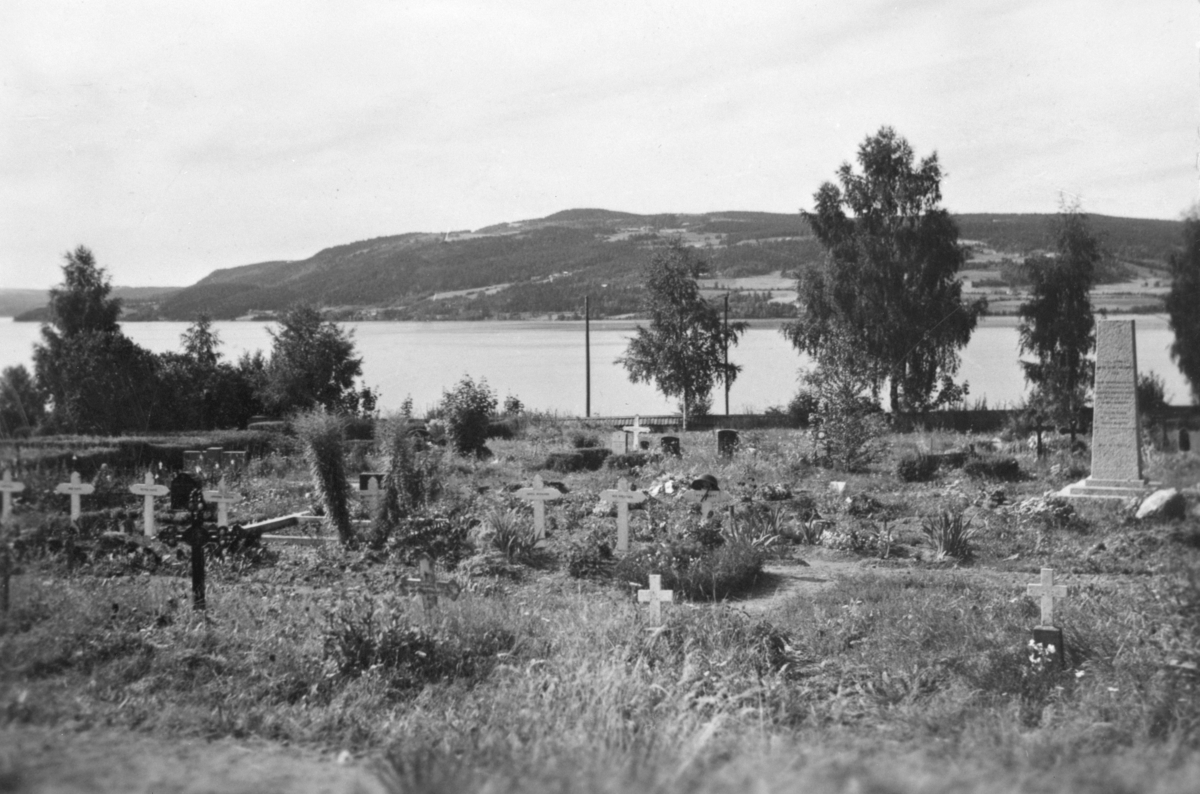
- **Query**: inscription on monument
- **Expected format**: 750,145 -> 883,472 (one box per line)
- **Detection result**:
1088,320 -> 1144,483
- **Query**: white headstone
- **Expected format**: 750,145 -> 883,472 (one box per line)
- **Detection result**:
203,476 -> 242,527
1026,567 -> 1068,627
54,471 -> 95,521
637,574 -> 674,626
0,470 -> 25,524
599,477 -> 648,553
1089,321 -> 1144,484
622,416 -> 650,449
515,475 -> 562,539
129,472 -> 169,537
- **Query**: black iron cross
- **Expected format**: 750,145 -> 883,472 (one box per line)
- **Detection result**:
158,490 -> 224,611
397,554 -> 461,610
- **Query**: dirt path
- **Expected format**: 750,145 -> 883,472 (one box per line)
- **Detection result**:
1,726 -> 388,794
729,551 -> 863,616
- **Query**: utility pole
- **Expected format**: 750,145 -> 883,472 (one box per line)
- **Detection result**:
585,295 -> 591,418
723,293 -> 730,416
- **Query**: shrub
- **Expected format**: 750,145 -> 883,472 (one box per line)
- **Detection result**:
294,409 -> 353,545
787,388 -> 819,428
486,418 -> 519,440
371,417 -> 443,548
606,451 -> 650,471
322,593 -> 516,696
480,507 -> 542,561
543,448 -> 610,473
384,510 -> 472,568
921,508 -> 977,561
439,376 -> 497,457
562,526 -> 614,579
502,394 -> 524,415
896,453 -> 939,482
963,456 -> 1023,482
614,538 -> 764,601
568,431 -> 600,449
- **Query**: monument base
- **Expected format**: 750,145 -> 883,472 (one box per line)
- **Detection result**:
1057,477 -> 1158,500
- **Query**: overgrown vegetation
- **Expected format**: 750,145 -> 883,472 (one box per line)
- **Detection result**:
2,413 -> 1199,793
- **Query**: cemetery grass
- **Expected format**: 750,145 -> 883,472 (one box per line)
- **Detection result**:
1,424 -> 1199,793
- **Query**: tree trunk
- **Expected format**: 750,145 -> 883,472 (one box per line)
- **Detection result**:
681,389 -> 689,432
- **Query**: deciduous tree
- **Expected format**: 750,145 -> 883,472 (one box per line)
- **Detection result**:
1017,205 -> 1101,442
617,240 -> 747,429
783,127 -> 985,413
259,304 -> 363,415
1167,216 -> 1200,403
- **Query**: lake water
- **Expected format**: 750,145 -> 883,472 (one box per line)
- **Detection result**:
0,315 -> 1190,415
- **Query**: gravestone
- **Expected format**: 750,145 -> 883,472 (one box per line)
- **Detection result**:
715,429 -> 739,457
1181,429 -> 1191,453
204,447 -> 224,469
0,469 -> 25,525
599,477 -> 648,553
609,431 -> 630,455
659,436 -> 681,457
0,470 -> 24,614
203,476 -> 242,527
360,473 -> 384,514
1026,567 -> 1068,669
221,451 -> 247,471
637,574 -> 673,626
397,554 -> 461,610
159,491 -> 220,610
182,451 -> 203,473
623,416 -> 650,450
129,472 -> 169,537
170,472 -> 201,510
54,471 -> 95,521
515,475 -> 562,540
1062,321 -> 1155,499
682,484 -> 735,521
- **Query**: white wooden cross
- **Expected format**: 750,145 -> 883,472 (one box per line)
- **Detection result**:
0,470 -> 25,524
203,476 -> 242,527
622,415 -> 650,449
1027,567 -> 1069,627
54,471 -> 95,521
599,477 -> 647,553
638,574 -> 674,626
129,472 -> 169,537
515,475 -> 562,540
682,486 -> 735,521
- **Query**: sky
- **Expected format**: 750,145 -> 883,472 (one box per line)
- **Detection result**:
2,0 -> 1199,290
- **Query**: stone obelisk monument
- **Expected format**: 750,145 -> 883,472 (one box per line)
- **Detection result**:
1062,320 -> 1155,499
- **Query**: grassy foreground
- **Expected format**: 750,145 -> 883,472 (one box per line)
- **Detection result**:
1,418 -> 1198,793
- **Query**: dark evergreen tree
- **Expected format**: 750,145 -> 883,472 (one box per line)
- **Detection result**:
1167,217 -> 1200,403
0,365 -> 44,437
617,240 -> 747,429
783,127 -> 985,413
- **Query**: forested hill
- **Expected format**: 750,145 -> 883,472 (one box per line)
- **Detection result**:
40,210 -> 1182,322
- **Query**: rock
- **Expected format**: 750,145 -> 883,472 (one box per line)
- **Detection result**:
829,481 -> 847,494
1135,488 -> 1187,521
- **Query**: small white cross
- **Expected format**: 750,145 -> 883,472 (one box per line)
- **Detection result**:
515,475 -> 562,540
599,477 -> 647,553
129,472 -> 169,537
638,574 -> 674,626
1027,567 -> 1068,627
0,469 -> 26,524
203,476 -> 242,527
682,486 -> 735,521
54,471 -> 95,521
622,415 -> 650,449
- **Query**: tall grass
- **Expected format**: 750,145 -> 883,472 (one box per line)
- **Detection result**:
294,409 -> 354,545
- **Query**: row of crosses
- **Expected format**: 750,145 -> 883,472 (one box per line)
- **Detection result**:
0,469 -> 242,535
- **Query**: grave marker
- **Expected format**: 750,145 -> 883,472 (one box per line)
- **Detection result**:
129,472 -> 169,537
609,431 -> 630,455
0,469 -> 25,524
599,477 -> 648,553
659,436 -> 681,457
637,574 -> 673,626
54,471 -> 95,521
682,485 -> 735,521
398,554 -> 461,610
623,416 -> 650,450
204,447 -> 224,469
1026,567 -> 1069,668
1063,320 -> 1156,499
715,428 -> 739,457
203,476 -> 242,527
515,475 -> 562,540
182,450 -> 203,473
360,473 -> 384,513
221,451 -> 247,471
